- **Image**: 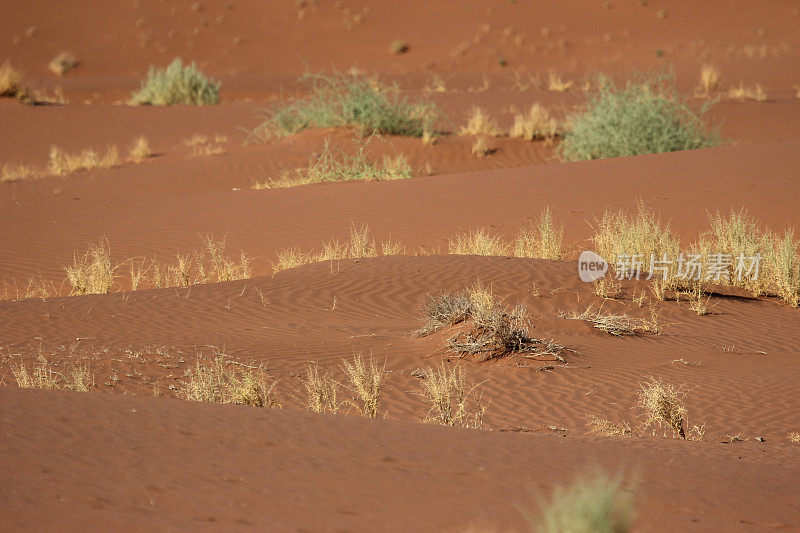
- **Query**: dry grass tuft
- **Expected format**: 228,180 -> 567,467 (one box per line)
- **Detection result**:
389,40 -> 409,55
727,82 -> 767,102
547,71 -> 573,92
586,414 -> 632,437
180,353 -> 280,407
340,353 -> 386,418
49,145 -> 119,176
566,305 -> 660,336
460,107 -> 501,136
637,377 -> 687,439
470,136 -> 492,158
12,359 -> 94,391
448,227 -> 506,256
789,432 -> 800,444
302,363 -> 340,413
272,224 -> 379,274
128,136 -> 153,162
48,52 -> 78,75
1,163 -> 40,182
513,207 -> 564,259
65,241 -> 116,295
418,362 -> 485,428
417,290 -> 473,336
0,61 -> 24,97
534,470 -> 635,533
510,103 -> 561,142
698,65 -> 720,93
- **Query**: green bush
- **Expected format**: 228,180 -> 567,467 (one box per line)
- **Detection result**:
532,471 -> 636,533
130,58 -> 219,106
559,75 -> 719,161
252,72 -> 436,140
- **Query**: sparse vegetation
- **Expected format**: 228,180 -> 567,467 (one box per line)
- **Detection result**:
513,207 -> 564,260
418,362 -> 485,428
470,136 -> 492,157
546,71 -> 573,92
180,353 -> 280,407
448,227 -> 506,256
254,138 -> 411,189
12,359 -> 93,392
637,377 -> 688,439
272,223 -> 378,274
302,363 -> 340,413
48,52 -> 78,75
49,145 -> 120,175
727,82 -> 767,102
128,136 -> 152,162
252,72 -> 435,140
510,103 -> 561,142
698,65 -> 720,93
532,471 -> 636,533
389,40 -> 409,55
64,241 -> 116,295
0,61 -> 24,97
460,107 -> 501,136
559,74 -> 720,161
586,414 -> 632,437
340,353 -> 386,418
566,306 -> 660,336
130,58 -> 220,106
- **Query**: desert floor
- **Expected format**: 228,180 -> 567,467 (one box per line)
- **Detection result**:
1,1 -> 799,531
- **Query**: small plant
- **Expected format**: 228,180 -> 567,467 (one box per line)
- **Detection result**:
460,107 -> 501,136
789,432 -> 800,444
417,290 -> 473,336
130,58 -> 220,106
1,163 -> 39,182
389,40 -> 409,55
64,241 -> 116,295
509,103 -> 561,141
586,414 -> 631,437
48,52 -> 78,75
512,207 -> 564,259
698,65 -> 720,93
49,145 -> 119,175
302,363 -> 339,413
546,71 -> 573,92
559,74 -> 720,161
256,138 -> 411,188
727,82 -> 767,102
128,136 -> 152,162
566,306 -> 660,336
0,61 -> 24,97
637,377 -> 688,438
471,137 -> 491,158
252,72 -> 435,140
271,224 -> 380,274
418,362 -> 485,428
448,227 -> 507,256
340,353 -> 386,418
180,353 -> 280,407
532,470 -> 636,533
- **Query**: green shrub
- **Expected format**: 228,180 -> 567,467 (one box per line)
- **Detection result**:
252,72 -> 436,140
130,58 -> 219,106
531,470 -> 636,533
559,74 -> 719,161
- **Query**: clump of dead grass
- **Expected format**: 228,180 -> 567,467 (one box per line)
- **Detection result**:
255,138 -> 411,189
586,414 -> 632,437
48,52 -> 78,76
12,358 -> 94,392
513,207 -> 564,259
460,107 -> 501,136
418,362 -> 485,428
546,71 -> 573,92
727,82 -> 767,102
448,227 -> 507,256
180,352 -> 280,407
637,377 -> 688,439
470,136 -> 492,158
340,353 -> 386,418
302,362 -> 340,413
0,61 -> 24,97
49,145 -> 120,176
698,65 -> 720,93
532,470 -> 636,533
64,241 -> 116,295
128,136 -> 152,162
389,40 -> 409,55
272,224 -> 379,274
565,305 -> 660,336
510,103 -> 561,142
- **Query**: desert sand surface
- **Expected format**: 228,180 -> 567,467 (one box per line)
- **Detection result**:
1,1 -> 799,531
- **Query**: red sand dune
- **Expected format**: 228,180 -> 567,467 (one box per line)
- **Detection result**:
1,0 -> 799,530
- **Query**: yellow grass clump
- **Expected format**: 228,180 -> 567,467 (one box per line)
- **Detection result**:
512,207 -> 564,259
699,65 -> 720,93
727,82 -> 767,102
418,362 -> 485,428
0,61 -> 24,97
547,71 -> 573,92
1,163 -> 40,182
509,103 -> 560,142
180,353 -> 280,407
302,363 -> 340,413
128,136 -> 153,162
637,377 -> 688,439
470,136 -> 492,158
12,359 -> 94,392
460,107 -> 501,136
272,224 -> 379,274
64,241 -> 116,295
448,227 -> 507,256
341,353 -> 386,418
48,52 -> 78,75
49,145 -> 119,176
586,414 -> 632,437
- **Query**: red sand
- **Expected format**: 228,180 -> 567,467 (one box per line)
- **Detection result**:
1,1 -> 799,531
